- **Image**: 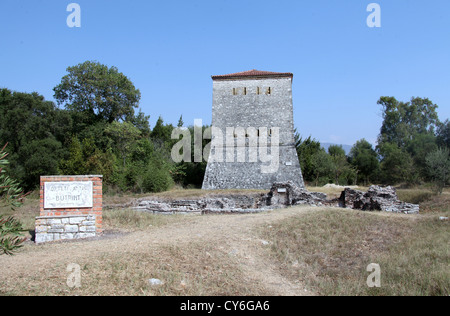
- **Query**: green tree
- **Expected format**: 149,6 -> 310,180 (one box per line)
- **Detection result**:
130,109 -> 151,137
151,116 -> 174,145
406,133 -> 438,178
59,137 -> 115,182
349,139 -> 380,185
295,133 -> 323,183
311,149 -> 334,186
378,142 -> 416,185
437,119 -> 450,149
53,61 -> 141,124
177,115 -> 184,128
328,145 -> 353,185
377,96 -> 440,148
0,144 -> 27,255
105,121 -> 141,167
425,148 -> 450,194
0,89 -> 70,189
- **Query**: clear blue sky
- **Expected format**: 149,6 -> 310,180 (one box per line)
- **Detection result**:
1,0 -> 449,146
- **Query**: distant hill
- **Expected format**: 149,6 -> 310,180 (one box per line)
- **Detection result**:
321,143 -> 353,156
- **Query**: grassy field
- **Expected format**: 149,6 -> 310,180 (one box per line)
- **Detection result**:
0,186 -> 448,296
259,209 -> 449,296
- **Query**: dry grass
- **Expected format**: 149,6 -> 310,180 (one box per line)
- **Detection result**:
102,208 -> 194,232
1,187 -> 448,296
0,241 -> 269,296
0,192 -> 40,237
260,208 -> 449,296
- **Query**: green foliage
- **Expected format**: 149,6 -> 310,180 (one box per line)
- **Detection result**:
0,145 -> 25,209
0,216 -> 26,256
406,133 -> 438,178
151,116 -> 174,144
59,137 -> 115,182
377,96 -> 444,185
378,142 -> 416,184
295,133 -> 323,183
437,119 -> 450,148
53,61 -> 141,124
175,125 -> 210,187
0,144 -> 26,256
105,121 -> 141,167
0,89 -> 69,190
328,145 -> 355,185
378,96 -> 440,148
311,149 -> 334,186
425,148 -> 450,195
349,139 -> 379,185
142,158 -> 174,193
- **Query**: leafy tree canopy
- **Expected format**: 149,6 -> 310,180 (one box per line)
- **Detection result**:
377,96 -> 440,148
53,61 -> 141,124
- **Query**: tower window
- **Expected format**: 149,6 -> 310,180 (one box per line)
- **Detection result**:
243,87 -> 247,95
256,87 -> 261,95
266,87 -> 271,95
232,88 -> 237,95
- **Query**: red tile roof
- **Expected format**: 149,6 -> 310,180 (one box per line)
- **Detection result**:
212,69 -> 293,80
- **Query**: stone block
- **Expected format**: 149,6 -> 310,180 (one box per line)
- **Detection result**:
61,218 -> 70,224
69,217 -> 85,225
80,226 -> 96,232
81,221 -> 96,226
35,219 -> 47,226
48,227 -> 64,233
61,233 -> 74,240
35,233 -> 53,244
47,218 -> 62,225
64,225 -> 79,233
35,225 -> 49,233
78,233 -> 96,239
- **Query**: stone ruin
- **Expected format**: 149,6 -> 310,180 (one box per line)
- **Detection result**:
133,181 -> 419,215
336,185 -> 419,214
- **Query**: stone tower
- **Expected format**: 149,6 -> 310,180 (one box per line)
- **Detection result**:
202,70 -> 305,190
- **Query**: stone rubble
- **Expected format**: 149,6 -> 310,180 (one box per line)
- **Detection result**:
133,182 -> 419,215
337,186 -> 420,214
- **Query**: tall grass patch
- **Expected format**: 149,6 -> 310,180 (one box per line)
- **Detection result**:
261,208 -> 449,296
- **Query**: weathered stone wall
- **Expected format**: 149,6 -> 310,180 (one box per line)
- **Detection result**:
35,215 -> 96,244
202,75 -> 305,190
203,146 -> 304,189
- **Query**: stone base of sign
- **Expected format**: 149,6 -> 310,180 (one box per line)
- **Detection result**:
38,175 -> 103,243
35,214 -> 97,244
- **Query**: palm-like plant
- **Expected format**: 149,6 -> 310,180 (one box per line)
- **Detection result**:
0,143 -> 28,255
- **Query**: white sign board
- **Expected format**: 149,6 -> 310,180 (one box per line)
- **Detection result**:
44,182 -> 93,209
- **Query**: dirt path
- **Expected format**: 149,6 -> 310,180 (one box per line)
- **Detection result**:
0,206 -> 317,296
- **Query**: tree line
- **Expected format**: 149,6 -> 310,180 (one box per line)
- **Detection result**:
0,61 -> 449,195
296,96 -> 449,193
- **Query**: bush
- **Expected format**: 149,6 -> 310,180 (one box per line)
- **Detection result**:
142,160 -> 174,193
425,148 -> 450,194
